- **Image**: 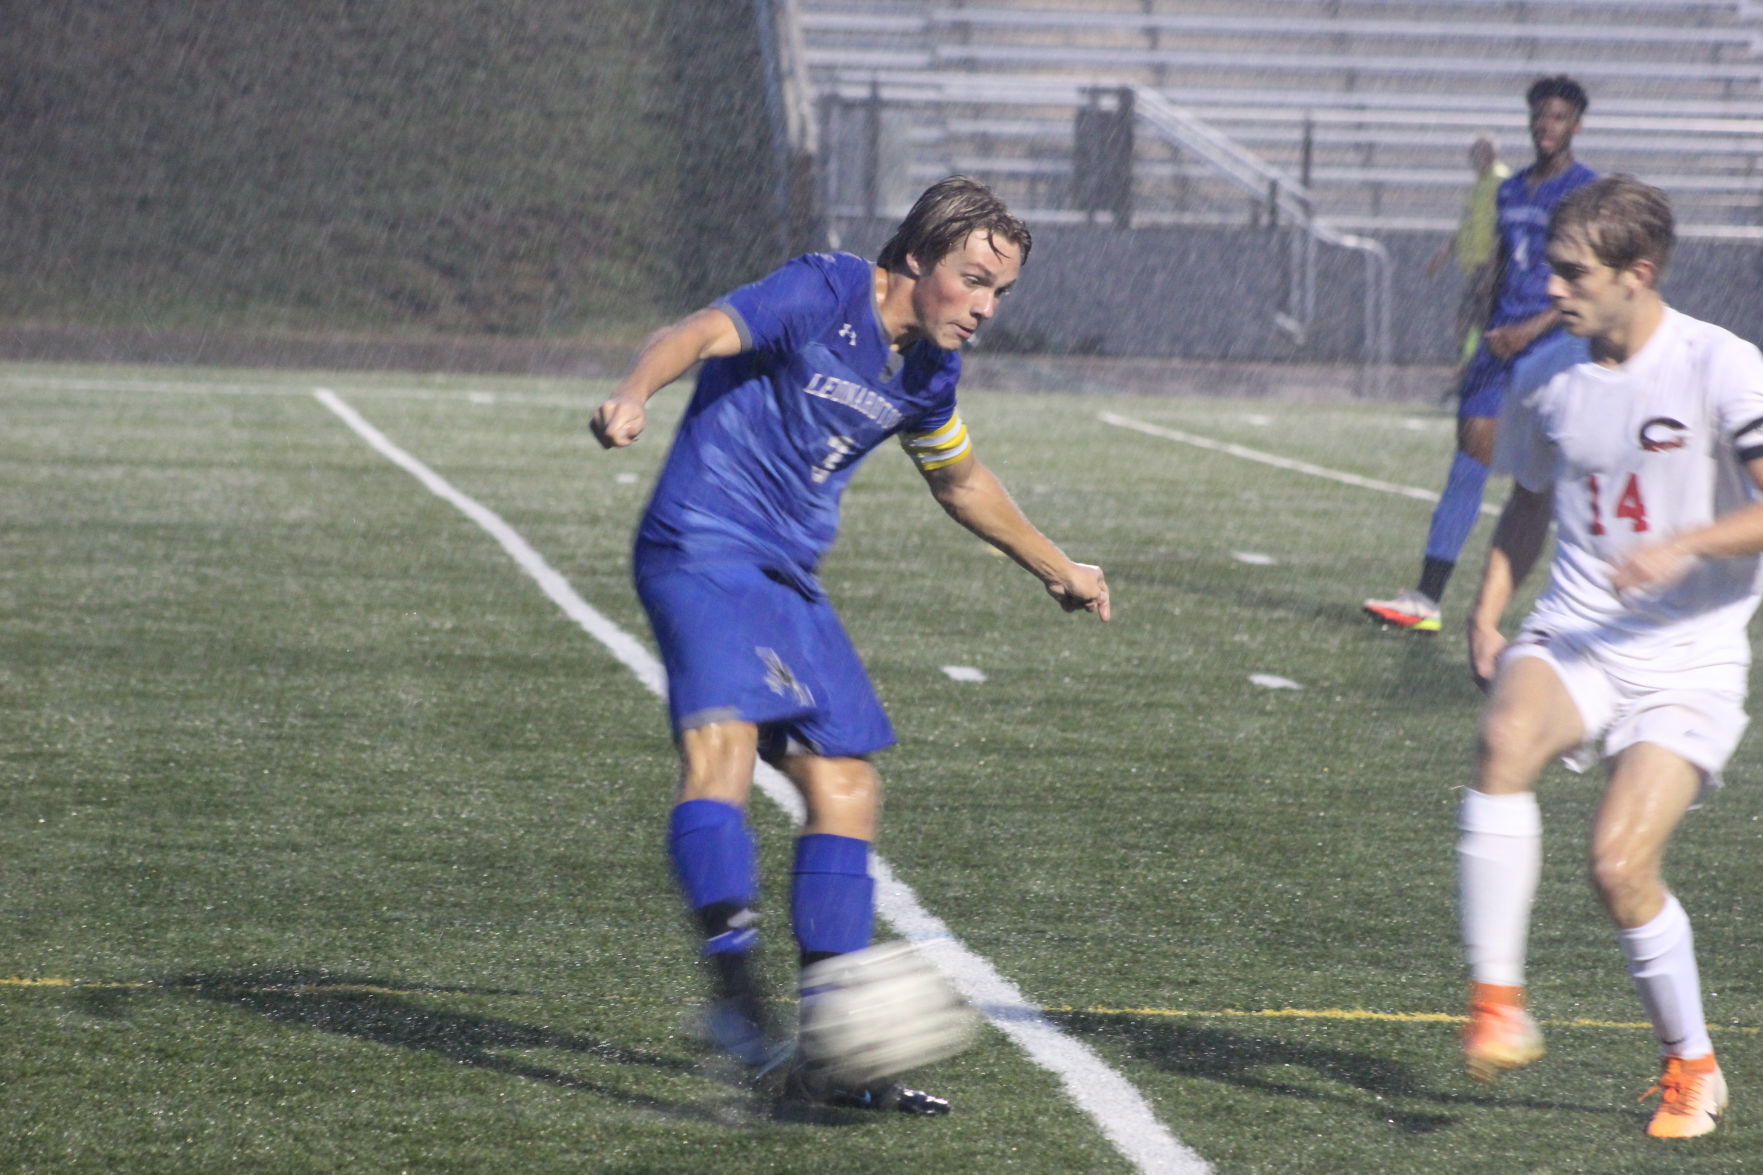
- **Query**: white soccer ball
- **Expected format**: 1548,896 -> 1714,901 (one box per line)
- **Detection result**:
797,941 -> 978,1086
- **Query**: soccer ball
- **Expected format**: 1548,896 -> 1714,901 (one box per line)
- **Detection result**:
797,941 -> 978,1086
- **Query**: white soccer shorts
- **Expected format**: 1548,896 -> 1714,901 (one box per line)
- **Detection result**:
1502,629 -> 1749,799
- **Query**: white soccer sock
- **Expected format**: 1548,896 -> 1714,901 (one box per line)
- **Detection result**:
1457,789 -> 1542,988
1619,894 -> 1713,1060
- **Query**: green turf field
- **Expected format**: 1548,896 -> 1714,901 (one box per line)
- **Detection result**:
4,364 -> 1759,1174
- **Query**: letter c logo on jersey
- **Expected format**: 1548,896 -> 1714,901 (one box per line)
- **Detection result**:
1638,417 -> 1689,452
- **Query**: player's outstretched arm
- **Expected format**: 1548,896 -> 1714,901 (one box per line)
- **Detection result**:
919,455 -> 1110,621
1611,455 -> 1763,597
1467,483 -> 1552,689
591,308 -> 743,449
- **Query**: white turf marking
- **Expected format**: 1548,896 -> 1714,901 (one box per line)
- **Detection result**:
940,665 -> 988,683
313,388 -> 1211,1175
1099,411 -> 1500,518
1231,551 -> 1277,566
1249,674 -> 1304,691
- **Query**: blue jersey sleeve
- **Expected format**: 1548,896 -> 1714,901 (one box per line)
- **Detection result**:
712,253 -> 853,358
894,343 -> 962,432
919,349 -> 962,432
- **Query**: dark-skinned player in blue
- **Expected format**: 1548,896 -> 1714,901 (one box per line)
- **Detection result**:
1365,76 -> 1597,633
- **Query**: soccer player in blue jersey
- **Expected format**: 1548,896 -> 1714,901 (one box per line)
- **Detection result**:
591,176 -> 1110,1114
1365,76 -> 1596,633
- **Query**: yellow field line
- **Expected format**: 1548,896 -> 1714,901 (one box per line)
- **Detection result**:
0,977 -> 462,998
1044,1003 -> 1675,1032
5,976 -> 1756,1035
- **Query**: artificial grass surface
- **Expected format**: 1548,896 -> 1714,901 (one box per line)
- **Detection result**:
4,364 -> 1758,1173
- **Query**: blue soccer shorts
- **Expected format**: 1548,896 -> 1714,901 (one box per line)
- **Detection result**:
635,560 -> 896,760
1458,327 -> 1588,420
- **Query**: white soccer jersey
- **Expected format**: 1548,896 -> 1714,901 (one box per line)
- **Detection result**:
1494,307 -> 1763,680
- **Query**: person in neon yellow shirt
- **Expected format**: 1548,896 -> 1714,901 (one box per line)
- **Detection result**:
1430,134 -> 1513,365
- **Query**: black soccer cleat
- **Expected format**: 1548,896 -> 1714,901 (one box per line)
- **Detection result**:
780,1058 -> 951,1115
826,1083 -> 951,1116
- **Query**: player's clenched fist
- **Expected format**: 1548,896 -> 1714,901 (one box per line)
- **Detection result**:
591,393 -> 647,449
1049,562 -> 1111,621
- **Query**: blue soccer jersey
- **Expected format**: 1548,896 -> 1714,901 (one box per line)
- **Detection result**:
1491,161 -> 1596,327
636,252 -> 969,580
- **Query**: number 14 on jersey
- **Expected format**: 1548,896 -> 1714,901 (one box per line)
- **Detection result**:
1587,472 -> 1649,535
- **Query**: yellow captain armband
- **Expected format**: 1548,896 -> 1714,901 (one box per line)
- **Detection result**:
900,412 -> 972,471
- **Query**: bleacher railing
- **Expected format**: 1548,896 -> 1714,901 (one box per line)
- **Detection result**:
802,70 -> 1394,384
1132,88 -> 1393,386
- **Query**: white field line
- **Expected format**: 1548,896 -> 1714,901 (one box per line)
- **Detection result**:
1099,410 -> 1500,517
312,388 -> 1210,1175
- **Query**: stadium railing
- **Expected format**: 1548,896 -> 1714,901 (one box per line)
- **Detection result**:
812,69 -> 1392,376
917,6 -> 1759,53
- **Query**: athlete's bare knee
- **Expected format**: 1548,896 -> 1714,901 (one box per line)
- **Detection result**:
1588,843 -> 1664,926
1586,818 -> 1664,917
1459,417 -> 1496,465
1475,713 -> 1550,792
789,755 -> 881,839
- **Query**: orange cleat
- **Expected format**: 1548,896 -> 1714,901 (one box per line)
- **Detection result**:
1462,982 -> 1544,1083
1641,1053 -> 1727,1139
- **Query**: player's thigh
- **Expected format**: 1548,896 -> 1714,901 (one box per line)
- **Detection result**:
1592,744 -> 1700,864
1589,743 -> 1701,925
1477,650 -> 1586,792
677,720 -> 760,806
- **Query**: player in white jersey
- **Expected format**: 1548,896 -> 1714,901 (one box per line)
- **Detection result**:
1459,176 -> 1763,1138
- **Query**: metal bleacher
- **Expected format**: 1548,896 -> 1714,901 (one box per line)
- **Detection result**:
797,0 -> 1763,235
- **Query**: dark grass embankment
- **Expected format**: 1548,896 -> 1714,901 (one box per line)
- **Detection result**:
2,2 -> 780,341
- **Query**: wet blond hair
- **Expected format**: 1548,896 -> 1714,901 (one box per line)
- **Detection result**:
876,176 -> 1031,274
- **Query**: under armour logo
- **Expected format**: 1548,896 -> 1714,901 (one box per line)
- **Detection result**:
837,322 -> 858,346
758,647 -> 814,705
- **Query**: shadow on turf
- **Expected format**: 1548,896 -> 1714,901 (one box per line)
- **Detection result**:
1051,1012 -> 1628,1133
78,968 -> 752,1124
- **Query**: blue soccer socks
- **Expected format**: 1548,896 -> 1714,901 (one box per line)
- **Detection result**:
668,798 -> 760,955
1421,450 -> 1491,598
666,805 -> 877,966
792,833 -> 875,967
